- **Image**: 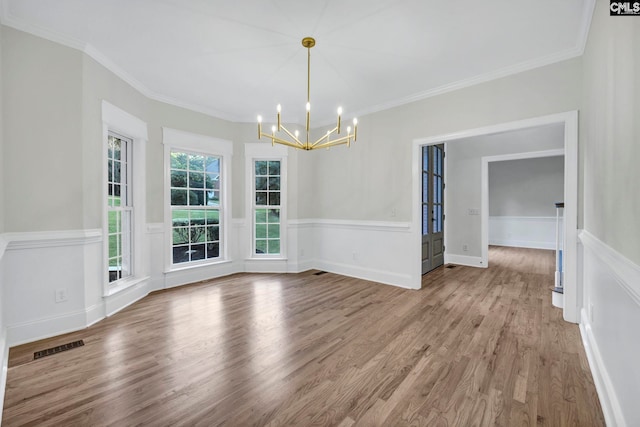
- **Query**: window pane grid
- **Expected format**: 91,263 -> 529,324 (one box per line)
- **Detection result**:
107,134 -> 132,283
170,150 -> 222,265
254,160 -> 281,255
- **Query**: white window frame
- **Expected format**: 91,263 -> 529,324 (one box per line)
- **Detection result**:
107,132 -> 133,282
102,101 -> 148,296
163,128 -> 233,272
245,143 -> 288,259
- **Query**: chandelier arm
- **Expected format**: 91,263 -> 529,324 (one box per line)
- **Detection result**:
279,124 -> 304,146
313,137 -> 352,150
311,126 -> 339,147
261,134 -> 307,150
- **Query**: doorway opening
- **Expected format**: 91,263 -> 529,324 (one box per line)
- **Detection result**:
412,111 -> 578,323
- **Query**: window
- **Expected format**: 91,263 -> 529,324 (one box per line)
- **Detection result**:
254,160 -> 281,255
102,100 -> 148,295
107,133 -> 133,282
245,142 -> 287,259
163,127 -> 233,271
170,150 -> 222,264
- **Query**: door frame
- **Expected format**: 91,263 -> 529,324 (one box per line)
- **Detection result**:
412,111 -> 579,323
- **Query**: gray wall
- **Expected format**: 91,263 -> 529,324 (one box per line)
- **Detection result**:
582,0 -> 640,265
578,2 -> 640,425
0,21 -> 4,234
489,156 -> 564,217
304,58 -> 581,221
3,27 -> 84,232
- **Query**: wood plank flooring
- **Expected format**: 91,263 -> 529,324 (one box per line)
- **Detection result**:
2,246 -> 604,426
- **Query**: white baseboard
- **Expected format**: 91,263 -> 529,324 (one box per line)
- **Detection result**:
580,309 -> 621,427
488,239 -> 555,250
579,230 -> 640,426
315,259 -> 415,289
0,328 -> 8,421
7,308 -> 90,347
104,279 -> 152,317
445,254 -> 486,268
289,259 -> 314,273
489,216 -> 555,250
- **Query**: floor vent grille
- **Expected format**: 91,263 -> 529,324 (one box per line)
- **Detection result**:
313,271 -> 328,276
446,265 -> 457,269
34,340 -> 85,360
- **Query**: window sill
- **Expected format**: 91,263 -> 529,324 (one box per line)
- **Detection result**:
245,257 -> 288,262
164,258 -> 232,274
106,275 -> 150,297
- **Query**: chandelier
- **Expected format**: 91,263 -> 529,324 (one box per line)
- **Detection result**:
257,37 -> 358,151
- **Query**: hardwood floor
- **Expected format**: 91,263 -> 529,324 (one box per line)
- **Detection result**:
2,246 -> 604,426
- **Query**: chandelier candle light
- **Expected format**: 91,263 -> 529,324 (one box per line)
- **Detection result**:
257,37 -> 358,150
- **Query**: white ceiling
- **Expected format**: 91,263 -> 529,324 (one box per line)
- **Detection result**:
1,0 -> 594,125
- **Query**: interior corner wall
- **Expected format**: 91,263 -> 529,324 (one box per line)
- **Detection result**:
578,1 -> 640,426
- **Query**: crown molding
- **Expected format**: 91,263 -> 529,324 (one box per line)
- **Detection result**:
1,0 -> 596,125
0,0 -> 242,123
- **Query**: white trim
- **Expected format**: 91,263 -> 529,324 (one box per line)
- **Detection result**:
245,143 -> 288,260
578,230 -> 640,427
163,128 -> 233,272
102,102 -> 149,297
0,0 -> 595,126
577,0 -> 597,55
0,234 -> 9,259
488,215 -> 557,221
0,9 -> 241,122
482,149 -> 565,262
489,216 -> 559,250
3,229 -> 102,250
102,101 -> 147,141
104,279 -> 152,317
7,307 -> 91,347
0,328 -> 8,420
489,240 -> 555,251
580,311 -> 623,427
315,259 -> 414,290
289,218 -> 411,232
444,254 -> 485,268
579,230 -> 640,307
413,111 -> 579,323
162,127 -> 233,156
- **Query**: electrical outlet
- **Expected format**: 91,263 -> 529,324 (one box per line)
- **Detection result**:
390,208 -> 396,218
300,248 -> 305,257
352,252 -> 358,261
463,244 -> 469,252
55,288 -> 68,303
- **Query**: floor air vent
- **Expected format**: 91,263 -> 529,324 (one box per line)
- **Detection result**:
313,271 -> 328,276
446,265 -> 456,269
34,340 -> 84,360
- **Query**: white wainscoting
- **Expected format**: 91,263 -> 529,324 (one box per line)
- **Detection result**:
306,219 -> 416,289
489,216 -> 556,250
579,230 -> 640,427
0,239 -> 8,418
3,230 -> 104,346
0,218 -> 420,349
